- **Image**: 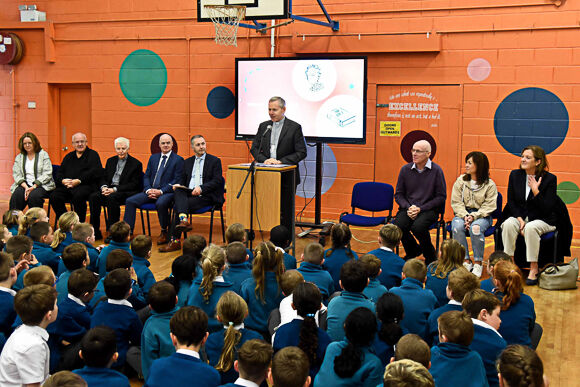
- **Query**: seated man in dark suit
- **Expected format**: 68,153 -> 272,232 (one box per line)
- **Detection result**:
123,134 -> 184,244
51,132 -> 103,223
159,135 -> 224,252
88,137 -> 143,240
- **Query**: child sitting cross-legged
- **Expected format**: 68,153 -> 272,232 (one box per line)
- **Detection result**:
297,242 -> 334,302
270,225 -> 297,270
223,242 -> 252,295
0,252 -> 19,351
323,223 -> 358,291
360,253 -> 388,303
17,207 -> 48,236
373,292 -> 405,367
226,223 -> 253,263
165,255 -> 197,308
56,243 -> 89,304
130,235 -> 156,299
30,221 -> 59,274
425,239 -> 465,308
480,251 -> 511,293
366,223 -> 405,289
97,221 -> 132,278
219,339 -> 273,387
6,234 -> 38,291
72,223 -> 102,274
51,211 -> 79,256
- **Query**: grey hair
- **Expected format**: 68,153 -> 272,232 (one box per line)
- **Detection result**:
190,134 -> 205,145
114,137 -> 130,148
71,133 -> 87,142
269,96 -> 286,109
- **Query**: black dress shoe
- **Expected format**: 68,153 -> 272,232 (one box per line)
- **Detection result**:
525,278 -> 538,286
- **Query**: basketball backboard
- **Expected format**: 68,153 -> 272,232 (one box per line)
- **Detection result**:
197,0 -> 289,22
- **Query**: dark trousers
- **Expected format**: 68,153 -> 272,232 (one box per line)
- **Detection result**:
123,192 -> 174,232
393,208 -> 438,265
9,185 -> 48,210
88,191 -> 132,232
50,185 -> 94,222
171,189 -> 213,238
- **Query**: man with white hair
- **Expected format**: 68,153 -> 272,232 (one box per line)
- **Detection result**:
51,132 -> 103,223
392,140 -> 447,265
88,137 -> 143,240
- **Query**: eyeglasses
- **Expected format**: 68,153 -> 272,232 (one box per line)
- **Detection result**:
73,141 -> 87,144
411,149 -> 428,154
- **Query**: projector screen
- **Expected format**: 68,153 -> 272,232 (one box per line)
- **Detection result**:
235,56 -> 367,144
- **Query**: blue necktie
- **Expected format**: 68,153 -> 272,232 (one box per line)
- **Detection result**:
152,155 -> 167,188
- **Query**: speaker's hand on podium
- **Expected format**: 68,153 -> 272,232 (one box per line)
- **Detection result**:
264,158 -> 282,165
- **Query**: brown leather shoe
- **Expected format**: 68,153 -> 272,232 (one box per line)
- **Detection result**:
175,219 -> 193,233
159,239 -> 181,253
157,231 -> 169,245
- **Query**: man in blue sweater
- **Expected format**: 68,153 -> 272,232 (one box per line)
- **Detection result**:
367,223 -> 405,289
145,306 -> 220,387
392,140 -> 446,265
297,242 -> 334,301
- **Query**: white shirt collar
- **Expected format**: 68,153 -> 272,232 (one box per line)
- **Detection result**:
177,348 -> 200,359
195,153 -> 206,161
68,294 -> 86,307
0,286 -> 16,296
275,246 -> 285,253
19,324 -> 49,341
412,158 -> 432,170
233,378 -> 260,387
223,322 -> 245,330
161,150 -> 172,158
108,299 -> 133,308
379,246 -> 393,252
215,275 -> 225,283
472,318 -> 503,338
448,300 -> 462,306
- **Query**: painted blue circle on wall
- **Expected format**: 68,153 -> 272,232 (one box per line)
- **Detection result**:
207,86 -> 235,119
119,49 -> 167,107
494,87 -> 568,155
297,144 -> 337,199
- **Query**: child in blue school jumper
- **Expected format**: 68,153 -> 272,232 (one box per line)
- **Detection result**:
51,211 -> 79,256
89,249 -> 147,310
130,234 -> 156,298
373,292 -> 405,366
430,310 -> 488,387
427,267 -> 480,345
392,333 -> 432,369
426,239 -> 465,307
273,282 -> 332,379
56,243 -> 90,304
270,224 -> 297,270
0,252 -> 18,350
145,306 -> 221,387
6,235 -> 39,291
219,339 -> 273,387
30,221 -> 60,274
72,223 -> 102,274
497,345 -> 546,387
223,242 -> 252,294
3,209 -> 20,236
297,242 -> 334,302
366,224 -> 405,289
91,268 -> 143,376
360,254 -> 388,303
323,223 -> 358,291
492,261 -> 536,346
390,258 -> 437,341
73,326 -> 130,387
463,289 -> 507,387
165,255 -> 197,308
0,224 -> 12,251
326,260 -> 375,342
480,251 -> 511,293
141,281 -> 178,380
240,241 -> 285,336
17,207 -> 49,237
270,346 -> 311,387
314,307 -> 383,387
97,221 -> 133,279
205,291 -> 262,384
226,223 -> 254,264
187,245 -> 234,332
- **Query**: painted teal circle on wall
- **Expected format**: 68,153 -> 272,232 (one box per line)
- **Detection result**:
494,87 -> 568,155
557,181 -> 580,204
119,49 -> 167,106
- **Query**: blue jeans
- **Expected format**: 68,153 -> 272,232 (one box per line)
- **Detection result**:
451,215 -> 492,262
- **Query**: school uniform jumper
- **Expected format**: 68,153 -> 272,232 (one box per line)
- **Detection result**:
98,240 -> 132,278
0,288 -> 16,350
141,307 -> 178,379
32,241 -> 60,274
240,272 -> 284,333
426,301 -> 463,345
425,264 -> 455,308
77,240 -> 100,274
145,351 -> 221,387
297,262 -> 335,300
390,277 -> 437,340
187,278 -> 234,332
56,269 -> 72,304
430,342 -> 489,387
283,252 -> 297,270
54,295 -> 91,342
326,290 -> 376,342
496,293 -> 535,346
367,247 -> 405,289
223,263 -> 252,295
73,366 -> 130,387
470,319 -> 507,387
362,278 -> 388,304
480,278 -> 494,292
323,247 -> 358,291
132,255 -> 156,297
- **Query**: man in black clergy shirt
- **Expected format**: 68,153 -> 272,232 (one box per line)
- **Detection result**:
50,132 -> 103,224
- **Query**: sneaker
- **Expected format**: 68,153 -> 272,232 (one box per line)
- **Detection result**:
472,263 -> 483,278
463,261 -> 473,272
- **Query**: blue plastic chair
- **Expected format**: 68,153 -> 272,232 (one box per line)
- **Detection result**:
339,182 -> 394,227
183,204 -> 226,244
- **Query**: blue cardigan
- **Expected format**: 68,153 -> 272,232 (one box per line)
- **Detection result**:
297,262 -> 335,300
145,352 -> 221,387
54,296 -> 91,342
480,278 -> 494,292
90,301 -> 143,366
283,252 -> 297,270
205,327 -> 262,384
223,263 -> 252,295
73,366 -> 130,387
496,293 -> 535,346
430,342 -> 489,387
89,275 -> 147,310
390,278 -> 437,340
313,341 -> 383,387
366,248 -> 404,289
425,264 -> 456,308
323,247 -> 358,291
56,269 -> 72,304
240,272 -> 284,333
0,289 -> 16,341
471,322 -> 507,387
326,290 -> 375,342
141,307 -> 178,379
426,302 -> 463,345
273,319 -> 332,379
362,278 -> 388,304
32,241 -> 60,274
133,255 -> 156,297
187,278 -> 234,332
77,240 -> 100,274
53,231 -> 74,255
98,240 -> 132,278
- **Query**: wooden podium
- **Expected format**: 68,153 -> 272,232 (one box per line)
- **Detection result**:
227,163 -> 296,240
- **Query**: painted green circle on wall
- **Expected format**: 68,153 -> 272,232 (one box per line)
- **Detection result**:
557,181 -> 580,204
119,49 -> 167,106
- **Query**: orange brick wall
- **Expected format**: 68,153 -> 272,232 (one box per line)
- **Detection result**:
1,0 -> 579,239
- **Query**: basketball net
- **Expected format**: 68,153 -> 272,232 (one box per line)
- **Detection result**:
205,5 -> 246,46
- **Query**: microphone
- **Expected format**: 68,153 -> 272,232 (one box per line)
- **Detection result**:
257,124 -> 272,163
263,125 -> 272,136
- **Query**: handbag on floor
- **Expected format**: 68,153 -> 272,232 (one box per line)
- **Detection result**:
538,257 -> 578,290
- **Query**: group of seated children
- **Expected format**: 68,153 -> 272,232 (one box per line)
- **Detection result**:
0,210 -> 548,387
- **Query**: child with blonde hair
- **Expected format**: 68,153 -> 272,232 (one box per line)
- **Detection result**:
187,245 -> 234,332
17,207 -> 48,236
2,209 -> 20,236
0,224 -> 12,251
205,291 -> 262,384
425,239 -> 465,307
51,211 -> 79,255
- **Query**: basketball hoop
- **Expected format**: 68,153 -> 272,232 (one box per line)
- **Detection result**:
205,5 -> 246,46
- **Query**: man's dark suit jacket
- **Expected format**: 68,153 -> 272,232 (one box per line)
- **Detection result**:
101,155 -> 143,195
179,153 -> 224,205
250,117 -> 307,183
143,152 -> 184,193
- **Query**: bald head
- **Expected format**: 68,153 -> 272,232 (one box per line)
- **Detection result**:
72,133 -> 88,154
159,134 -> 173,154
414,140 -> 431,153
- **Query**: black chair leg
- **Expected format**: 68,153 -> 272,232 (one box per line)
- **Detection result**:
209,210 -> 215,244
220,208 -> 226,243
140,210 -> 146,235
146,211 -> 151,236
552,230 -> 559,264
